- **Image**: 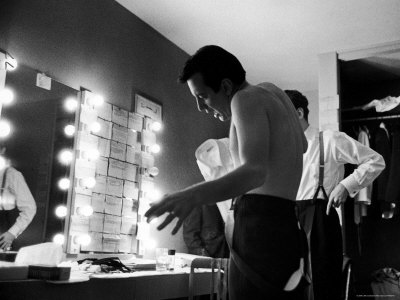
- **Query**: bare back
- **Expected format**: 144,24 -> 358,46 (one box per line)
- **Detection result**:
229,82 -> 307,200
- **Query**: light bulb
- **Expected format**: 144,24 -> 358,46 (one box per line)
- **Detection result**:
148,167 -> 159,177
74,234 -> 91,246
64,124 -> 75,136
147,189 -> 161,202
89,121 -> 101,133
58,149 -> 73,165
77,205 -> 94,217
150,121 -> 162,132
55,205 -> 68,218
0,88 -> 14,105
150,144 -> 160,154
88,94 -> 104,107
80,177 -> 96,189
64,97 -> 78,112
53,233 -> 65,245
58,178 -> 70,190
0,120 -> 11,138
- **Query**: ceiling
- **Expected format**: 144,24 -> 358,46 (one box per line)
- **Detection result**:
115,0 -> 400,92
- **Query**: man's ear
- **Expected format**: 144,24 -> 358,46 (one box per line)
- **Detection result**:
221,79 -> 234,96
297,108 -> 305,119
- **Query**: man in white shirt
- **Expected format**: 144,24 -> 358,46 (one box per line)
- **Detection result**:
0,165 -> 37,251
285,90 -> 385,300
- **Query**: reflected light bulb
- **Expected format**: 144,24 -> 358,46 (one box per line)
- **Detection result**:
150,121 -> 162,132
64,97 -> 78,112
59,149 -> 73,165
58,178 -> 70,190
53,234 -> 65,245
55,205 -> 68,218
74,234 -> 91,246
0,120 -> 11,138
89,95 -> 104,107
77,205 -> 94,217
149,218 -> 158,225
150,144 -> 160,154
64,124 -> 75,136
0,88 -> 14,105
83,149 -> 100,161
0,156 -> 6,170
145,239 -> 157,249
81,177 -> 96,189
89,121 -> 101,133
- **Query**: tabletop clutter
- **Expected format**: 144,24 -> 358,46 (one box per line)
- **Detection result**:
0,243 -> 209,282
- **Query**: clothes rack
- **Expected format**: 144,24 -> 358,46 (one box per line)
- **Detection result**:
342,114 -> 400,123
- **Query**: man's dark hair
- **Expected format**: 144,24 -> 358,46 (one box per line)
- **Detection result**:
178,45 -> 246,92
285,89 -> 309,121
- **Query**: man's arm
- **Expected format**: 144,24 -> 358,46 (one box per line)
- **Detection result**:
7,170 -> 37,238
327,131 -> 385,214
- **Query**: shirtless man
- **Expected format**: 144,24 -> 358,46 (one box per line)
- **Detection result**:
145,45 -> 307,299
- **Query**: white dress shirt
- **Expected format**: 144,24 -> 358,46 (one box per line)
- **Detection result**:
296,126 -> 385,201
0,167 -> 37,238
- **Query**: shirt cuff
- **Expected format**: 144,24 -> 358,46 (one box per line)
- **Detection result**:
7,225 -> 20,239
340,175 -> 360,198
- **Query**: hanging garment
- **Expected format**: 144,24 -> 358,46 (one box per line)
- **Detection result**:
385,126 -> 400,205
374,126 -> 391,203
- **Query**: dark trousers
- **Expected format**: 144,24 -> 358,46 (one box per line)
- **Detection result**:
296,200 -> 343,300
229,194 -> 304,300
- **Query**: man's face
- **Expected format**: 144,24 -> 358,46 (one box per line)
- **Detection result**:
187,73 -> 231,122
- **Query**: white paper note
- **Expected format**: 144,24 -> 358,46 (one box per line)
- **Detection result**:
98,137 -> 111,158
112,124 -> 128,144
89,213 -> 104,232
106,177 -> 123,197
91,193 -> 105,213
103,215 -> 122,234
96,156 -> 108,176
123,163 -> 137,182
97,102 -> 112,121
110,141 -> 126,161
93,175 -> 107,194
105,195 -> 123,216
128,112 -> 143,132
108,158 -> 125,179
112,106 -> 128,127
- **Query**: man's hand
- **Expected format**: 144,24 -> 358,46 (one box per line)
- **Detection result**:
145,191 -> 197,235
326,183 -> 349,215
0,232 -> 16,250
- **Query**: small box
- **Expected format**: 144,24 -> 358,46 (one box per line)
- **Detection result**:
28,265 -> 71,281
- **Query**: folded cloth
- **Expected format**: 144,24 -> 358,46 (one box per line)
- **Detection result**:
362,96 -> 400,112
15,242 -> 63,266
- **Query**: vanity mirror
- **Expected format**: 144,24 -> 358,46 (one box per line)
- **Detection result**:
2,63 -> 79,249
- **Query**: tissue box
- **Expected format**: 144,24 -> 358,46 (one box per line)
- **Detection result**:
28,265 -> 71,281
0,261 -> 28,280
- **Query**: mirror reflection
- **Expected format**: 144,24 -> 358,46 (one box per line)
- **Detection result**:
1,64 -> 78,250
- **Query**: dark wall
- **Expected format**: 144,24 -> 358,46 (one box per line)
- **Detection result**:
0,0 -> 229,252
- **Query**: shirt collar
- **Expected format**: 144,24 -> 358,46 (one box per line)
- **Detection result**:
304,126 -> 318,140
